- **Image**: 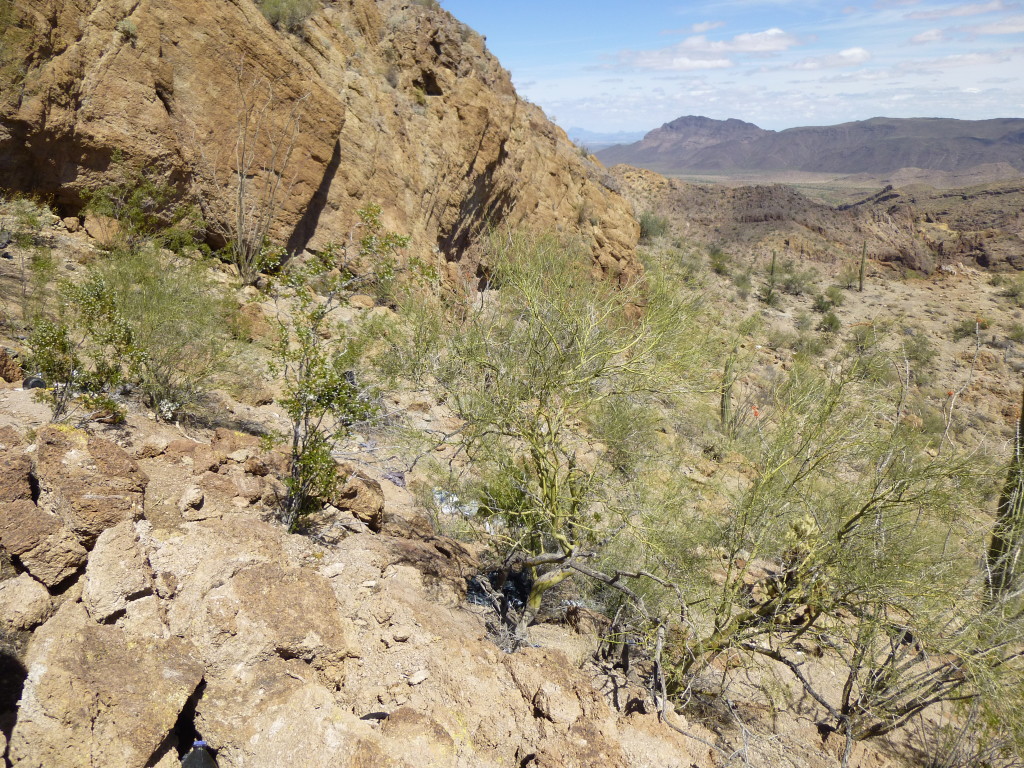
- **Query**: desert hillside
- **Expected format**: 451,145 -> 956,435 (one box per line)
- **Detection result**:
2,1 -> 1024,767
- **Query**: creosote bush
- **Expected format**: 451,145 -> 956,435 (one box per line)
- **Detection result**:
266,205 -> 408,532
257,0 -> 318,31
638,210 -> 670,242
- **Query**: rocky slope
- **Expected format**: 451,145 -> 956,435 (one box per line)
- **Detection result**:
598,116 -> 1024,178
613,165 -> 1024,273
0,0 -> 639,282
0,404 -> 715,768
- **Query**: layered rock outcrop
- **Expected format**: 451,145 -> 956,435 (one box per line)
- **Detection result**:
0,0 -> 639,281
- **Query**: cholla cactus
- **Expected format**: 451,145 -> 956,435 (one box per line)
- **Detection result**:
987,388 -> 1024,605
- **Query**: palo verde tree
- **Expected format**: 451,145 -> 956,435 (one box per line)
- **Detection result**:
612,356 -> 1024,762
438,231 -> 706,642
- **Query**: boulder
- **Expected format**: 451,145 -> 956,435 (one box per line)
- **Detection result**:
197,661 -> 384,768
0,500 -> 87,587
82,522 -> 154,623
331,465 -> 385,532
0,573 -> 55,631
0,348 -> 22,383
187,564 -> 358,683
7,602 -> 203,768
34,426 -> 148,545
0,444 -> 33,504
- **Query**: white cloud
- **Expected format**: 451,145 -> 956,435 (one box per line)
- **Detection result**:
907,0 -> 1008,19
910,28 -> 947,42
970,13 -> 1024,31
792,47 -> 872,70
619,50 -> 733,71
692,21 -> 726,33
618,27 -> 800,71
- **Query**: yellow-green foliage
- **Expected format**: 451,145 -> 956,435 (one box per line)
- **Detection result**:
257,0 -> 318,31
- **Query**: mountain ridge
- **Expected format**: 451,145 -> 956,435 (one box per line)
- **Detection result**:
596,115 -> 1024,176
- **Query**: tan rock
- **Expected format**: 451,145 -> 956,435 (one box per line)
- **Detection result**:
197,661 -> 383,767
178,486 -> 205,512
61,216 -> 79,232
82,521 -> 154,623
82,213 -> 120,245
34,426 -> 148,546
331,466 -> 385,532
7,602 -> 203,768
191,564 -> 358,682
349,293 -> 377,309
0,444 -> 33,504
533,680 -> 583,726
0,347 -> 23,383
0,573 -> 55,631
0,500 -> 87,587
135,434 -> 170,458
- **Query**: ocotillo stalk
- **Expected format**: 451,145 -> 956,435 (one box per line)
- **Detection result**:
987,388 -> 1024,605
858,242 -> 867,293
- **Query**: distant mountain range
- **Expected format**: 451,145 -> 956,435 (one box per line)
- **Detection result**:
567,127 -> 647,152
596,116 -> 1024,175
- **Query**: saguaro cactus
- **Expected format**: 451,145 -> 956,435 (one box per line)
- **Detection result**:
987,388 -> 1024,604
721,348 -> 737,434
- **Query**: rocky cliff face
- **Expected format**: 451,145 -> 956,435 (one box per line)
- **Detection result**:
0,0 -> 639,281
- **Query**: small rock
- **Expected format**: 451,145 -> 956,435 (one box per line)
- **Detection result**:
244,456 -> 269,476
226,448 -> 250,463
349,294 -> 377,309
83,213 -> 121,246
62,216 -> 80,233
136,435 -> 169,459
0,573 -> 56,631
407,670 -> 429,686
178,487 -> 204,512
391,626 -> 413,643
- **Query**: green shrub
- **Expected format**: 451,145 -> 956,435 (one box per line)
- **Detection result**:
1009,323 -> 1024,344
257,0 -> 318,31
93,245 -> 234,417
778,259 -> 817,296
84,152 -> 202,251
952,317 -> 988,341
902,329 -> 936,369
638,211 -> 669,243
732,269 -> 752,299
708,245 -> 729,276
817,310 -> 840,334
27,278 -> 141,423
825,285 -> 845,307
1002,275 -> 1024,307
812,293 -> 831,313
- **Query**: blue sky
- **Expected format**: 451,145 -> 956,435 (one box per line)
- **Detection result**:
437,0 -> 1024,133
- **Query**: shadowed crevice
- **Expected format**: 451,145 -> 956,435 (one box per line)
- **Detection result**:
286,138 -> 342,256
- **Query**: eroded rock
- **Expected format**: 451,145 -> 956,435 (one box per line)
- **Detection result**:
0,574 -> 55,632
82,522 -> 154,623
8,602 -> 203,768
0,500 -> 87,588
35,426 -> 148,546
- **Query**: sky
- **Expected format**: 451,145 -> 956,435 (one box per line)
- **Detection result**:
437,0 -> 1024,134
